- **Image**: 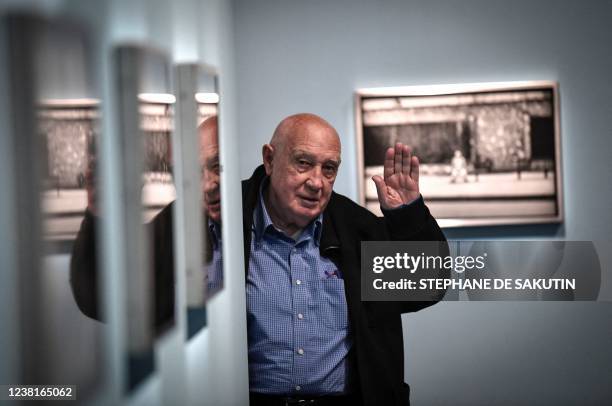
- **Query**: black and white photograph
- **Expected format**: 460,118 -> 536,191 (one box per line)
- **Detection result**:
139,98 -> 176,222
356,81 -> 563,227
40,97 -> 177,240
39,100 -> 99,242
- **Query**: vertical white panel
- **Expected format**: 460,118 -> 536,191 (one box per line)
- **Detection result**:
114,46 -> 152,356
5,14 -> 46,388
153,63 -> 202,406
198,1 -> 250,405
95,3 -> 126,404
175,64 -> 207,307
0,17 -> 20,400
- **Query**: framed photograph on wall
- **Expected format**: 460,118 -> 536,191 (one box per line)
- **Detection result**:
355,81 -> 563,228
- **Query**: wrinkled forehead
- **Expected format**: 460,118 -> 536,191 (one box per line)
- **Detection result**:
199,126 -> 219,159
284,124 -> 341,158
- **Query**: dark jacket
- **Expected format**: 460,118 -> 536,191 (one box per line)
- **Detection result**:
242,165 -> 447,406
70,203 -> 176,335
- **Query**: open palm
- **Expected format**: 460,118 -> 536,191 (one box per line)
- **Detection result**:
372,143 -> 420,210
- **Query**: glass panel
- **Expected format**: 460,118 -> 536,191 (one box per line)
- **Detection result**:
177,64 -> 223,339
139,95 -> 177,338
69,45 -> 176,392
118,46 -> 176,391
197,69 -> 223,300
3,12 -> 104,402
40,100 -> 102,399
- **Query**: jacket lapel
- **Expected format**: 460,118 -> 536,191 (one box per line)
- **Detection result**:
241,165 -> 267,277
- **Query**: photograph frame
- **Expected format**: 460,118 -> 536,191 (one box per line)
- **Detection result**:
354,80 -> 564,228
355,81 -> 564,228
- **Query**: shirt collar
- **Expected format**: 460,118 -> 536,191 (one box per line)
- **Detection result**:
253,177 -> 323,245
208,219 -> 221,249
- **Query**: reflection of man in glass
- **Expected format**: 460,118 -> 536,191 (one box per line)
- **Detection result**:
199,116 -> 223,295
200,116 -> 221,223
70,116 -> 224,331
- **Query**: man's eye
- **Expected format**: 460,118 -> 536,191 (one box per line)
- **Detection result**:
323,165 -> 337,176
202,163 -> 220,176
297,159 -> 312,168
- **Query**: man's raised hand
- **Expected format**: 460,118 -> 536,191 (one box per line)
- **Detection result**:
372,142 -> 420,210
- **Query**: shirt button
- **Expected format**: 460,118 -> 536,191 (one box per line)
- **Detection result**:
295,385 -> 302,391
297,348 -> 304,355
297,313 -> 304,320
295,279 -> 302,285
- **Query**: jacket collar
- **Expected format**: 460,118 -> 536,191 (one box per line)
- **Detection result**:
319,192 -> 341,255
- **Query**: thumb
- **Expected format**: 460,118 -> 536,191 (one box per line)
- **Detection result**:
372,175 -> 386,200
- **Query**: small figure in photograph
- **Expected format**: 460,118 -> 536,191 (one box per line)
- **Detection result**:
450,149 -> 468,183
513,141 -> 526,180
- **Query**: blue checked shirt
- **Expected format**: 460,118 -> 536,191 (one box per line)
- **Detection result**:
246,180 -> 353,395
206,221 -> 224,297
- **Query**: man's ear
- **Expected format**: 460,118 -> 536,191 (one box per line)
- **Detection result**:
262,144 -> 274,175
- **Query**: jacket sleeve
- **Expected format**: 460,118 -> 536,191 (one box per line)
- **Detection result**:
69,209 -> 102,321
381,195 -> 446,242
380,196 -> 450,313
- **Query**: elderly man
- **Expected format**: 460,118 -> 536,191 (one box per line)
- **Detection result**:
242,113 -> 445,406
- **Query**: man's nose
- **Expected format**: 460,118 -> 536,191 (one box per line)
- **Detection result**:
203,174 -> 219,193
306,166 -> 323,191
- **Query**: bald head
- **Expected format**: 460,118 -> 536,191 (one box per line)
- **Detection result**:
262,113 -> 342,235
199,115 -> 218,145
269,113 -> 341,155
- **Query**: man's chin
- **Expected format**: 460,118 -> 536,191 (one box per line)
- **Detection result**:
293,207 -> 322,226
206,210 -> 221,223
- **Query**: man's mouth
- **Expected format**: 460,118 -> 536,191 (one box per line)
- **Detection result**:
298,195 -> 319,208
206,198 -> 221,209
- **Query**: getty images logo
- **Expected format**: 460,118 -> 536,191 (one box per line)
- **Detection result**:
372,252 -> 488,274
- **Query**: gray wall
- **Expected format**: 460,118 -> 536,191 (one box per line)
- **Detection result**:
233,0 -> 612,404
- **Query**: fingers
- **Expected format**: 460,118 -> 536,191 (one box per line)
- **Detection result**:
394,142 -> 402,175
383,147 -> 394,180
410,155 -> 419,184
372,175 -> 386,200
384,142 -> 417,180
401,144 -> 411,175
